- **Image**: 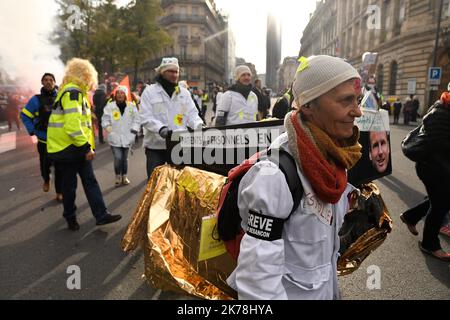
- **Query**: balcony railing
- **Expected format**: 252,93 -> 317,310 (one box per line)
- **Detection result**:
160,14 -> 206,26
161,0 -> 204,8
178,35 -> 189,44
190,36 -> 202,45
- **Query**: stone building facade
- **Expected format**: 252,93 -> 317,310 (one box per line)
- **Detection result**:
277,56 -> 299,94
140,0 -> 231,90
300,0 -> 450,109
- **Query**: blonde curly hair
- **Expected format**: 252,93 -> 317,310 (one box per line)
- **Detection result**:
60,58 -> 98,92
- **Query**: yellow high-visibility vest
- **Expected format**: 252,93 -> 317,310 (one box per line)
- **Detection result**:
47,83 -> 95,154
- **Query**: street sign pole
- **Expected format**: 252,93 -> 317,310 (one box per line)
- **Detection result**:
428,0 -> 444,109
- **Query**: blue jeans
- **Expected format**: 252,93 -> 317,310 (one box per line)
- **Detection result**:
60,159 -> 108,223
145,148 -> 169,180
111,147 -> 129,175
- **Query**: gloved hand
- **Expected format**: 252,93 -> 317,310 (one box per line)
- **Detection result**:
106,126 -> 112,133
194,123 -> 206,130
159,126 -> 171,139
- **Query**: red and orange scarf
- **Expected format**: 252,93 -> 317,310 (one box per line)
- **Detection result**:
285,111 -> 362,204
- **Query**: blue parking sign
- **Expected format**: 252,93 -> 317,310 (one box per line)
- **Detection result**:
428,67 -> 442,85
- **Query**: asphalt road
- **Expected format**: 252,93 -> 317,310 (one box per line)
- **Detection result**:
0,115 -> 448,300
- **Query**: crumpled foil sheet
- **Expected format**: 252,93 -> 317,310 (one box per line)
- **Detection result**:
337,183 -> 393,276
122,166 -> 392,299
122,165 -> 236,300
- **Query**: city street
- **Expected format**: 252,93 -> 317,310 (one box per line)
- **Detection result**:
0,117 -> 448,300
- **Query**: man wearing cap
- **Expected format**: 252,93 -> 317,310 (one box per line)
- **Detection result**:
140,57 -> 204,179
214,65 -> 258,126
226,55 -> 363,300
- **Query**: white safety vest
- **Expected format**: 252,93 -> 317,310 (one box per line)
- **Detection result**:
140,83 -> 204,150
102,101 -> 141,148
216,90 -> 258,126
227,133 -> 355,300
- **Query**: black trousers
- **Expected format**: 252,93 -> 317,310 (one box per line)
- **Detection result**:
37,141 -> 62,193
145,148 -> 169,180
96,114 -> 104,143
393,112 -> 400,124
403,164 -> 450,251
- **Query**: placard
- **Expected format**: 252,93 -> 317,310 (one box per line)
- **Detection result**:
166,110 -> 391,186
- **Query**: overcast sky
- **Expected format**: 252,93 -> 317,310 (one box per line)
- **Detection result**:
214,0 -> 318,74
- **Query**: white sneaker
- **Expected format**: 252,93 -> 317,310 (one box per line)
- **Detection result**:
115,175 -> 122,187
122,176 -> 130,185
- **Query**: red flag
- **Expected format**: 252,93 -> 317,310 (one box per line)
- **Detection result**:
112,75 -> 132,102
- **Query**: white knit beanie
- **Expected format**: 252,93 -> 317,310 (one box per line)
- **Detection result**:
155,57 -> 180,74
116,85 -> 128,97
234,65 -> 252,81
293,55 -> 361,106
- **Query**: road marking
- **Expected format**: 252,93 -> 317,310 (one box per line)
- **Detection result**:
0,132 -> 16,154
151,289 -> 162,300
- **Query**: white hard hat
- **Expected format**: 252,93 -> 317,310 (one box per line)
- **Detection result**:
448,82 -> 450,92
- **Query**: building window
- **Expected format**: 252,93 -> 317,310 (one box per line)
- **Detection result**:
180,26 -> 188,36
399,0 -> 406,23
444,0 -> 450,19
389,61 -> 398,95
192,6 -> 199,17
180,6 -> 187,16
180,46 -> 187,59
377,64 -> 384,94
384,0 -> 392,31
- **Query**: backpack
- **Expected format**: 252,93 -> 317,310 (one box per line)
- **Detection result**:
401,125 -> 428,162
216,149 -> 303,260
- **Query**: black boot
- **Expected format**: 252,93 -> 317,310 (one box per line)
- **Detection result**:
67,218 -> 80,231
96,214 -> 122,226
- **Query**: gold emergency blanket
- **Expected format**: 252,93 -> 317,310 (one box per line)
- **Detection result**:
122,166 -> 392,299
337,183 -> 393,276
122,165 -> 236,300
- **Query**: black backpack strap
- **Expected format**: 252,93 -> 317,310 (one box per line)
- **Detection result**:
267,149 -> 303,218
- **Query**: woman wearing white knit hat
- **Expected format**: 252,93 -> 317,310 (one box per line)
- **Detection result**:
214,65 -> 259,126
102,85 -> 141,187
227,55 -> 364,300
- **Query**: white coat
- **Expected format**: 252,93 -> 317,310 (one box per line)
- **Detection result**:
226,133 -> 355,300
216,90 -> 258,126
140,83 -> 204,150
102,101 -> 140,148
